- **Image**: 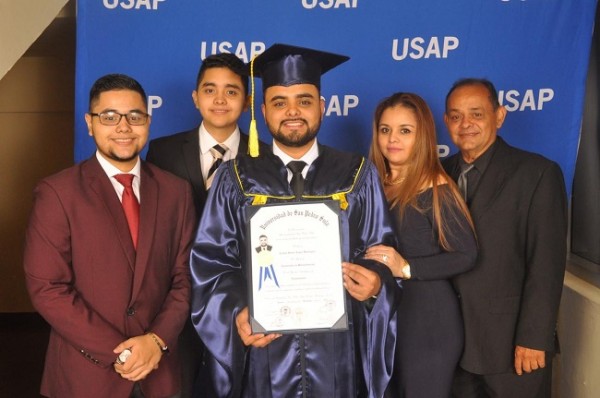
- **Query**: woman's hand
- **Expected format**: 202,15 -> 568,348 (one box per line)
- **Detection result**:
365,244 -> 408,279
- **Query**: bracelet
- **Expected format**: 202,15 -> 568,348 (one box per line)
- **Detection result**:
147,332 -> 169,354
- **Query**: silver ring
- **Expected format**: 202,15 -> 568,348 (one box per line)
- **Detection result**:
382,254 -> 388,263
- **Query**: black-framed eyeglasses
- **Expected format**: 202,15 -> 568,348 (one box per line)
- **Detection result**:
89,111 -> 149,126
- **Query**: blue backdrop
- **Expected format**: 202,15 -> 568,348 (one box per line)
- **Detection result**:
75,0 -> 598,195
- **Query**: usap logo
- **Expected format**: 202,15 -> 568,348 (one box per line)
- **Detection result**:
302,0 -> 358,9
103,0 -> 166,10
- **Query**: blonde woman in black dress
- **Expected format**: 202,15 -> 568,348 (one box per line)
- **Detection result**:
365,92 -> 477,398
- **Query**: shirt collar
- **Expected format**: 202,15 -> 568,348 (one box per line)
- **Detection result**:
272,139 -> 319,167
95,151 -> 141,179
199,123 -> 241,155
459,138 -> 498,175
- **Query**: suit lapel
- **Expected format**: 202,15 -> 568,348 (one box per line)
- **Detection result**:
469,138 -> 513,218
131,163 -> 158,300
445,155 -> 461,182
182,129 -> 207,195
85,158 -> 136,270
239,132 -> 249,156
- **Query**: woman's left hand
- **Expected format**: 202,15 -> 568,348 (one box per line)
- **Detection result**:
364,244 -> 406,278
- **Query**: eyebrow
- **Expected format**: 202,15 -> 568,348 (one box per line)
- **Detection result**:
380,123 -> 415,128
448,106 -> 484,112
96,108 -> 146,114
268,93 -> 316,102
200,82 -> 242,90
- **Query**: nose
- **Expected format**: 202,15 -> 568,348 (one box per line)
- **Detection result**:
214,91 -> 226,105
285,103 -> 300,116
116,115 -> 132,133
460,115 -> 472,128
389,130 -> 399,143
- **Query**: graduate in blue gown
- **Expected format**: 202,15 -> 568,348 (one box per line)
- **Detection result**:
190,44 -> 401,398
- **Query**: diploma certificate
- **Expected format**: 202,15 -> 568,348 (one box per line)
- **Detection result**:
246,201 -> 347,334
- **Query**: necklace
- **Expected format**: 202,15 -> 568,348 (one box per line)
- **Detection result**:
384,175 -> 406,185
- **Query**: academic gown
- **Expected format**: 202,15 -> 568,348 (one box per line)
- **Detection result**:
190,145 -> 400,398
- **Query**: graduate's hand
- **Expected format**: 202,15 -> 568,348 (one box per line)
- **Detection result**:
514,345 -> 546,375
342,262 -> 381,301
235,307 -> 281,348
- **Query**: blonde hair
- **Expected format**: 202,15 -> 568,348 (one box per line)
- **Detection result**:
368,92 -> 474,250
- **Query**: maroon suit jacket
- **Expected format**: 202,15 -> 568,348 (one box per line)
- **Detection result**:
24,156 -> 197,398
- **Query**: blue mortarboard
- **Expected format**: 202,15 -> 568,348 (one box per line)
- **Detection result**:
247,43 -> 350,157
251,43 -> 350,90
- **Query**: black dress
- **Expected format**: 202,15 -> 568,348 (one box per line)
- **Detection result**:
386,185 -> 477,398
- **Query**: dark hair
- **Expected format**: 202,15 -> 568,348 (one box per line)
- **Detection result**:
88,74 -> 147,111
196,53 -> 249,96
445,78 -> 500,112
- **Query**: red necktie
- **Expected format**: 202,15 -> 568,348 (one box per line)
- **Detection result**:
114,174 -> 139,249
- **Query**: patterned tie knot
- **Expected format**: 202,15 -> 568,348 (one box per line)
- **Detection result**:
206,144 -> 229,189
210,144 -> 228,160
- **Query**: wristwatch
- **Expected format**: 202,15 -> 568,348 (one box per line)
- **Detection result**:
402,262 -> 411,279
116,348 -> 132,365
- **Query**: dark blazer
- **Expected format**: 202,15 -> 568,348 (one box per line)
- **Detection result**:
255,245 -> 273,253
24,157 -> 197,398
442,136 -> 567,375
146,126 -> 249,216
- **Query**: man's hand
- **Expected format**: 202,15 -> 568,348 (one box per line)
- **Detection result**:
235,307 -> 280,348
113,334 -> 163,381
342,262 -> 381,301
514,345 -> 546,375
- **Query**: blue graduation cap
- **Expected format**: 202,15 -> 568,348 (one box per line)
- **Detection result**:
247,43 -> 350,157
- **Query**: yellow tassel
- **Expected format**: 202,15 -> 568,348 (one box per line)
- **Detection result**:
331,193 -> 349,210
249,119 -> 259,157
252,194 -> 267,205
248,54 -> 259,157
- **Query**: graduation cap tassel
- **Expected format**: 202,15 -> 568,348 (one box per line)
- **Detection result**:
248,55 -> 259,158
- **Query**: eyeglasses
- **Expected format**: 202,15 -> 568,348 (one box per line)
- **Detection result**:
89,111 -> 149,126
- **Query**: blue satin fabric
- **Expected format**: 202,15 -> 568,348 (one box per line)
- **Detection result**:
190,146 -> 400,398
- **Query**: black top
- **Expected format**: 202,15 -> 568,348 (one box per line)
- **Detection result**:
393,185 -> 477,281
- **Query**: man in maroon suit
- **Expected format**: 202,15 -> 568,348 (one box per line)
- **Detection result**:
24,74 -> 196,398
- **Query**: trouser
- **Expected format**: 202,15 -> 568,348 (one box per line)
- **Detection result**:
451,363 -> 552,398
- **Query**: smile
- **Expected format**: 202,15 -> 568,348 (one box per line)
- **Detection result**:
283,120 -> 306,127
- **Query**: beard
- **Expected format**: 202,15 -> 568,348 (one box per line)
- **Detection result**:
268,118 -> 321,148
107,150 -> 138,164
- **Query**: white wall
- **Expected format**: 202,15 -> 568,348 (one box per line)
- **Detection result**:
556,267 -> 600,397
0,0 -> 69,80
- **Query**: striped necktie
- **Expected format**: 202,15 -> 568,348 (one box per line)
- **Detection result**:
206,144 -> 228,189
